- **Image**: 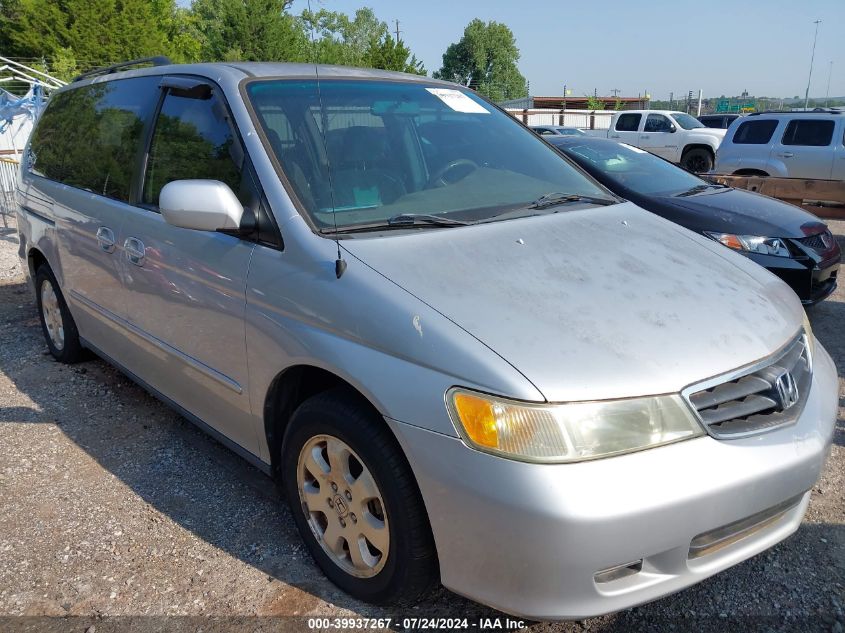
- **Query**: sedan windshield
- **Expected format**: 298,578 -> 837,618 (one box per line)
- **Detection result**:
560,141 -> 707,196
671,112 -> 706,130
246,79 -> 611,231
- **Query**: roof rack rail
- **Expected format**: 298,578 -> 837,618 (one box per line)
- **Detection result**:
748,108 -> 843,116
72,56 -> 172,83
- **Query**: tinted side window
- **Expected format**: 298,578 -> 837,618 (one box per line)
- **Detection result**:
781,119 -> 834,146
732,120 -> 778,144
615,113 -> 641,132
29,77 -> 159,201
644,114 -> 672,132
143,88 -> 244,205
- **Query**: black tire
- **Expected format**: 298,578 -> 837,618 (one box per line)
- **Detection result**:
681,148 -> 714,173
282,388 -> 438,605
35,264 -> 84,363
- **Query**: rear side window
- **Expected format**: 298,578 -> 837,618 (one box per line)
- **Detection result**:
781,119 -> 834,146
732,120 -> 778,144
28,76 -> 159,202
615,113 -> 641,132
143,87 -> 244,205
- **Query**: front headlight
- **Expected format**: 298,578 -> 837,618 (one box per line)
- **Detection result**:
705,232 -> 791,257
446,388 -> 704,463
803,310 -> 815,359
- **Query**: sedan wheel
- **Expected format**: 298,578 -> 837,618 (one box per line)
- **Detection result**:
40,279 -> 65,351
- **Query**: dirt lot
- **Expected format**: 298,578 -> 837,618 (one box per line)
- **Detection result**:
0,216 -> 843,632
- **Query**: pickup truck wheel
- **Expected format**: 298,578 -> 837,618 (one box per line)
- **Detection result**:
35,265 -> 84,363
681,148 -> 713,173
282,388 -> 438,605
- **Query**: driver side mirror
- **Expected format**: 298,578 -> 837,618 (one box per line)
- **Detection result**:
159,180 -> 245,232
668,123 -> 677,133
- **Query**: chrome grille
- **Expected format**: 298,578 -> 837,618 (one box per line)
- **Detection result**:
684,334 -> 812,439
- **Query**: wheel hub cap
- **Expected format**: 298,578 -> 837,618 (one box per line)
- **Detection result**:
296,434 -> 389,578
40,280 -> 65,351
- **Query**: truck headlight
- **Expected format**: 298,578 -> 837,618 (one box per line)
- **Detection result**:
447,388 -> 704,463
705,232 -> 791,257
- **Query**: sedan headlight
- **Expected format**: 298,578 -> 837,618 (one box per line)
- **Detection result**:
446,388 -> 704,463
705,232 -> 791,257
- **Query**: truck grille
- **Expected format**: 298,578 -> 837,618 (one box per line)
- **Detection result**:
684,333 -> 812,439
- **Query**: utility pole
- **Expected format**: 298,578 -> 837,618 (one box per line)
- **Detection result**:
610,88 -> 621,97
804,19 -> 821,110
393,19 -> 401,41
825,61 -> 833,107
697,89 -> 703,116
669,91 -> 673,109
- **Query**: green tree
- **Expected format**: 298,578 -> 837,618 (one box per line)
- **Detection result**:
365,34 -> 425,74
585,95 -> 604,110
433,19 -> 527,101
191,0 -> 308,63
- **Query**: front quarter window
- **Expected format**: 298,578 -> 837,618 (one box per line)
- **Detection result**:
245,79 -> 611,232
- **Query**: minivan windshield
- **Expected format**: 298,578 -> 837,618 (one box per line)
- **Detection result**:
246,79 -> 613,231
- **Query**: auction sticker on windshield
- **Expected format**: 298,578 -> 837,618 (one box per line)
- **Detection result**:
426,88 -> 490,114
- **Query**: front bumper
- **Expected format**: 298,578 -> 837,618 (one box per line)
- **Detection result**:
387,342 -> 838,620
746,252 -> 839,305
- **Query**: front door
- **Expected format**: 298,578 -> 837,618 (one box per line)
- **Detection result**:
639,113 -> 678,161
116,78 -> 259,454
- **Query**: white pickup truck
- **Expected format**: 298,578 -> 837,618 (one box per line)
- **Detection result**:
607,110 -> 726,172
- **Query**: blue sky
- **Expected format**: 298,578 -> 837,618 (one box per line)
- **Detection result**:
192,0 -> 845,100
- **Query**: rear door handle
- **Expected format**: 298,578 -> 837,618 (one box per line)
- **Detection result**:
640,134 -> 650,139
609,134 -> 620,138
123,237 -> 146,266
778,152 -> 794,158
96,227 -> 116,253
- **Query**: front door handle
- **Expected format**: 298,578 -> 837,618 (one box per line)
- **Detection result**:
640,134 -> 650,139
95,227 -> 116,253
123,237 -> 146,266
609,134 -> 620,138
778,152 -> 794,158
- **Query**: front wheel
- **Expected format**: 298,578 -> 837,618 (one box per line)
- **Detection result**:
282,389 -> 438,605
681,148 -> 714,173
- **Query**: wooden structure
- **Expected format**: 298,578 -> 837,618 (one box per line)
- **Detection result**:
707,174 -> 845,220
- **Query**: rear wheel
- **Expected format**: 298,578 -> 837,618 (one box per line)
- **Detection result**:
35,265 -> 84,363
681,148 -> 714,173
282,389 -> 438,605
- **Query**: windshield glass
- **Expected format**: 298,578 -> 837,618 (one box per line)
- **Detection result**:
246,79 -> 610,230
562,141 -> 705,195
671,112 -> 705,130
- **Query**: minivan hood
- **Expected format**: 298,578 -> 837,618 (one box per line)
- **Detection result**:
342,203 -> 803,402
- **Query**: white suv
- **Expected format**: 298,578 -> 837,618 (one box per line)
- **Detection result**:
715,110 -> 845,179
607,110 -> 726,172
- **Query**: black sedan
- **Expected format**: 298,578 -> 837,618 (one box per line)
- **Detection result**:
546,135 -> 840,304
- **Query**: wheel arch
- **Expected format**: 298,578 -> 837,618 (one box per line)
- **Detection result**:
27,246 -> 49,282
681,143 -> 715,158
264,364 -> 392,481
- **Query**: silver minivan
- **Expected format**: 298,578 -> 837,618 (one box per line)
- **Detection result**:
16,61 -> 838,620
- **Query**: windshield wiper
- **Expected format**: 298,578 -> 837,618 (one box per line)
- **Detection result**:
321,213 -> 469,235
528,192 -> 618,210
675,183 -> 727,198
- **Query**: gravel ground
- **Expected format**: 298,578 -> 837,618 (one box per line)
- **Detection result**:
0,216 -> 843,633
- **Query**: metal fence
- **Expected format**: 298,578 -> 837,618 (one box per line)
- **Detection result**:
505,108 -> 615,130
0,155 -> 20,228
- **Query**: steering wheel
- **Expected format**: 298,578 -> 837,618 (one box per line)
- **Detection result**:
430,159 -> 479,188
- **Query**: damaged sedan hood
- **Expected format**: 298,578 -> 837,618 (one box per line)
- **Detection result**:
341,202 -> 804,402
